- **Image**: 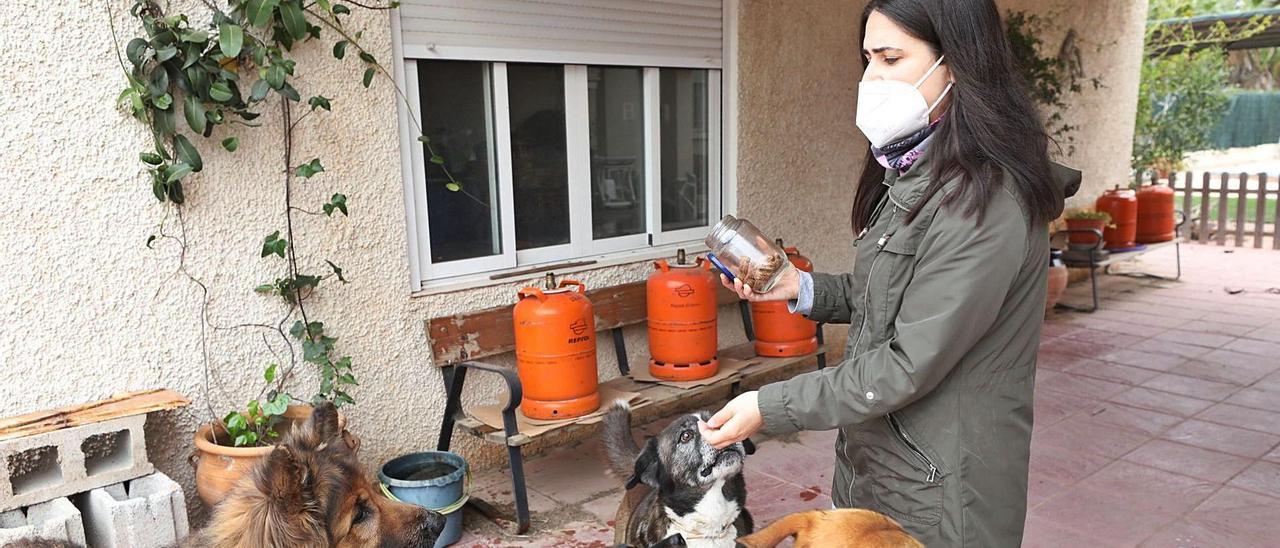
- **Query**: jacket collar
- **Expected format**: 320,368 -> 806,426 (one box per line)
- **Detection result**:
885,148 -> 934,211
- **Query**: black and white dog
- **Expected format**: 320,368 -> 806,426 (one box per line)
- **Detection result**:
604,402 -> 753,548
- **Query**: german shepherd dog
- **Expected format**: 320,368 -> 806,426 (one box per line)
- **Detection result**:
183,402 -> 445,547
603,402 -> 753,548
735,509 -> 923,548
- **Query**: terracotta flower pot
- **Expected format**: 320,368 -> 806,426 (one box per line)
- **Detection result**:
1065,218 -> 1107,246
192,404 -> 343,507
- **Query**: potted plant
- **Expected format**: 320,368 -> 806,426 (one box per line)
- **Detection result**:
1063,210 -> 1112,246
191,363 -> 344,506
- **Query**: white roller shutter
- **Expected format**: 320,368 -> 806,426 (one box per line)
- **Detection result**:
398,0 -> 723,68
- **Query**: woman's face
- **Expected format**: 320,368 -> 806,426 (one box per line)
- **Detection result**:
861,10 -> 952,120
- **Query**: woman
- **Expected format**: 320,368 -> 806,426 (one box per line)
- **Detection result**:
699,0 -> 1081,546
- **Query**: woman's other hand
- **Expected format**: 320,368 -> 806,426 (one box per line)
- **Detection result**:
698,391 -> 764,450
720,265 -> 800,303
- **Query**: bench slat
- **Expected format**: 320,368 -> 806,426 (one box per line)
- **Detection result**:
427,280 -> 742,366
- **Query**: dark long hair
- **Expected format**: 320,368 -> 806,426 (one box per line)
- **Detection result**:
850,0 -> 1061,234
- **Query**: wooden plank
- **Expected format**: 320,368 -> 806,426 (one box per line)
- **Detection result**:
1217,172 -> 1229,246
1199,172 -> 1212,244
1256,173 -> 1268,249
427,280 -> 742,365
0,389 -> 189,442
1235,173 -> 1248,247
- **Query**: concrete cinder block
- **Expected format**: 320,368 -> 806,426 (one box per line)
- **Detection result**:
0,415 -> 152,512
0,497 -> 87,546
77,472 -> 188,548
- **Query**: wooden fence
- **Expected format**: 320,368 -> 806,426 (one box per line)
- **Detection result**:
1153,171 -> 1279,249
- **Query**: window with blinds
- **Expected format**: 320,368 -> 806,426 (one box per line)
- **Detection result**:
397,0 -> 724,68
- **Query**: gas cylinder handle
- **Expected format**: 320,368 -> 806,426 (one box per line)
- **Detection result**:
654,259 -> 671,272
559,279 -> 586,294
518,287 -> 547,301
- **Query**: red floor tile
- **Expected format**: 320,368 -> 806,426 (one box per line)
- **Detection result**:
1097,348 -> 1190,372
1224,385 -> 1280,413
1123,440 -> 1253,483
744,470 -> 833,526
1196,403 -> 1280,435
1033,388 -> 1091,431
1181,487 -> 1280,545
1075,460 -> 1218,517
1080,401 -> 1184,436
1141,373 -> 1239,401
1033,415 -> 1153,459
1226,460 -> 1280,499
1062,359 -> 1162,386
1160,419 -> 1280,459
1037,371 -> 1134,401
1030,486 -> 1180,546
1152,329 -> 1236,349
1109,386 -> 1216,418
1170,358 -> 1275,386
1139,517 -> 1258,548
1059,328 -> 1149,348
1028,442 -> 1113,485
1021,514 -> 1110,547
746,438 -> 835,490
1223,337 -> 1280,357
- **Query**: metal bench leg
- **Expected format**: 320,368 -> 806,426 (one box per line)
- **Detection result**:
612,326 -> 630,376
739,300 -> 755,342
437,365 -> 466,452
1055,248 -> 1100,313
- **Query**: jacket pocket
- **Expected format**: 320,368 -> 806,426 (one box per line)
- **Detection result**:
866,413 -> 945,526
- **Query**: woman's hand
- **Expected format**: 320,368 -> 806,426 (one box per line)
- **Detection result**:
698,391 -> 764,450
720,265 -> 800,303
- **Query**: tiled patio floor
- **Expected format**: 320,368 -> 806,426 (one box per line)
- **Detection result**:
454,243 -> 1280,547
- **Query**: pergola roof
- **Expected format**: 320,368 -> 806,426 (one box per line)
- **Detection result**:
1149,7 -> 1280,54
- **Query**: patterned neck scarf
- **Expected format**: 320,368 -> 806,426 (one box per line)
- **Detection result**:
871,116 -> 944,174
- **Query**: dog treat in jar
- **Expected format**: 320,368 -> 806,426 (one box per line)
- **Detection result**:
704,215 -> 793,293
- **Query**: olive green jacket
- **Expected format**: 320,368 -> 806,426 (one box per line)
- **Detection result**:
758,153 -> 1080,547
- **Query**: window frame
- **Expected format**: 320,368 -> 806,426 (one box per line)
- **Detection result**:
391,10 -> 733,290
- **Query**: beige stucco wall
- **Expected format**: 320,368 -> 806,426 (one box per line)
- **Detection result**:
1,0 -> 1145,524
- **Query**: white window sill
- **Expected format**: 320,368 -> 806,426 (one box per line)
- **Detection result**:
411,240 -> 710,297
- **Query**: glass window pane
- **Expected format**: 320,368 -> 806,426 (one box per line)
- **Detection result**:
508,64 -> 570,250
660,68 -> 710,232
588,67 -> 646,240
419,60 -> 501,264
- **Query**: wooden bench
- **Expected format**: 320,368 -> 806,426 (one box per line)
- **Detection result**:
427,280 -> 828,534
1055,210 -> 1187,313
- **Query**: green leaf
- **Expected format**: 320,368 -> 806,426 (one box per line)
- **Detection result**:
334,391 -> 355,407
225,412 -> 248,431
153,93 -> 173,110
324,194 -> 348,217
332,40 -> 348,60
222,137 -> 239,152
326,259 -> 347,282
148,69 -> 169,98
155,44 -> 178,62
218,23 -> 244,58
295,158 -> 324,178
277,82 -> 301,102
265,363 -> 278,383
338,373 -> 358,386
163,162 -> 192,183
261,230 -> 285,258
167,180 -> 185,203
183,95 -> 207,134
152,179 -> 166,202
307,95 -> 331,111
290,320 -> 305,339
318,0 -> 332,12
279,1 -> 308,41
140,152 -> 164,165
296,274 -> 321,289
254,283 -> 275,293
209,82 -> 234,103
249,78 -> 270,102
429,154 -> 444,165
145,234 -> 158,248
417,135 -> 430,144
265,65 -> 286,90
181,29 -> 210,43
246,0 -> 280,28
173,134 -> 203,172
154,106 -> 177,137
358,52 -> 376,64
247,400 -> 260,417
126,38 -> 148,66
303,339 -> 327,362
362,67 -> 374,88
445,182 -> 461,192
263,392 -> 289,415
332,4 -> 350,15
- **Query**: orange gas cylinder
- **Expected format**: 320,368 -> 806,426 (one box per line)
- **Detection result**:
513,273 -> 600,420
647,249 -> 719,381
1136,183 -> 1176,243
1096,186 -> 1138,250
749,240 -> 818,357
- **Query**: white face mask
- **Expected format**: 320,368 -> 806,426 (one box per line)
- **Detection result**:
856,55 -> 953,149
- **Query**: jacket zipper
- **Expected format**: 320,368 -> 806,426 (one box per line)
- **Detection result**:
850,208 -> 897,355
886,413 -> 939,483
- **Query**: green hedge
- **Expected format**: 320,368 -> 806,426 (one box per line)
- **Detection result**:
1209,91 -> 1280,149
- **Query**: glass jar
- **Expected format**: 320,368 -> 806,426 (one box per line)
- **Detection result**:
704,215 -> 793,292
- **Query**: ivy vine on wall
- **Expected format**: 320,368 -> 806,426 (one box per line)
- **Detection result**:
109,0 -> 457,442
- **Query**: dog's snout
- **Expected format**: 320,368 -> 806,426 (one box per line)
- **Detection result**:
418,508 -> 446,539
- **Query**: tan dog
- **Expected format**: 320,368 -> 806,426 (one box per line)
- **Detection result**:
183,402 -> 444,547
735,509 -> 923,548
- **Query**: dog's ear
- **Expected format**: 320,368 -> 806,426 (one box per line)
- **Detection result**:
628,437 -> 662,489
342,428 -> 361,452
743,438 -> 756,455
297,401 -> 343,449
257,445 -> 309,510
